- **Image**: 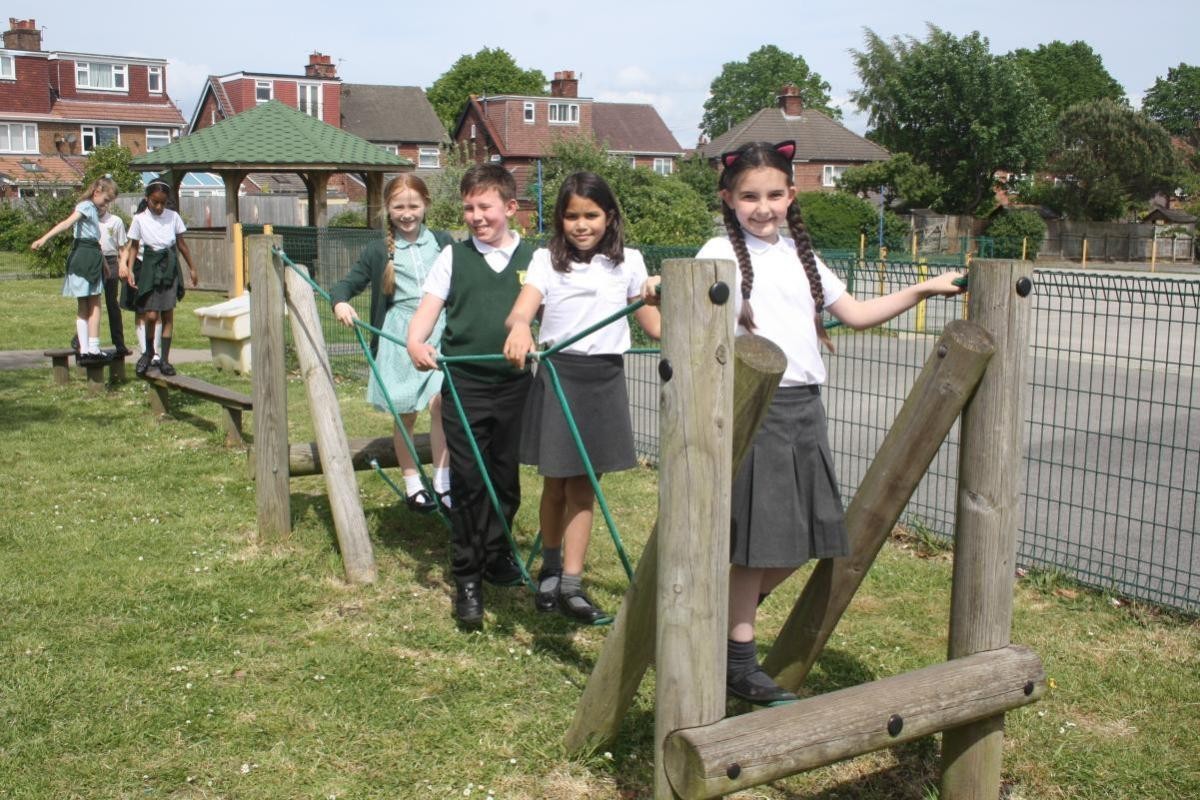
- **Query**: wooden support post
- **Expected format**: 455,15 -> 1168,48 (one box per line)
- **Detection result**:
249,234 -> 290,541
223,172 -> 246,296
655,257 -> 735,799
49,354 -> 69,385
763,320 -> 995,689
219,407 -> 245,448
284,262 -> 376,584
84,363 -> 105,393
286,434 -> 433,477
109,357 -> 126,383
148,383 -> 169,417
941,260 -> 1033,800
565,333 -> 785,755
664,645 -> 1045,800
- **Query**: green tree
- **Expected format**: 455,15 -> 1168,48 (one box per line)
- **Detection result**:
795,190 -> 908,251
1010,41 -> 1126,118
700,45 -> 837,140
985,209 -> 1047,258
836,154 -> 946,210
1047,99 -> 1180,220
1142,63 -> 1200,139
81,143 -> 142,193
426,48 -> 546,130
673,152 -> 720,211
851,25 -> 1053,214
23,191 -> 79,276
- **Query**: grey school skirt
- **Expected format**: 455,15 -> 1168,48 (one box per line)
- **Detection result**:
730,385 -> 848,568
520,352 -> 637,478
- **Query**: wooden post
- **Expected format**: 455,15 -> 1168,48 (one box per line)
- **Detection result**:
664,646 -> 1044,799
763,320 -> 995,689
286,434 -> 433,477
222,171 -> 245,297
565,334 -> 786,755
365,172 -> 385,231
284,262 -> 376,584
307,173 -> 330,228
941,259 -> 1033,800
249,234 -> 290,541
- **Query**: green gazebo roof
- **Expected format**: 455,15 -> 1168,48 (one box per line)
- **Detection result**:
130,100 -> 412,171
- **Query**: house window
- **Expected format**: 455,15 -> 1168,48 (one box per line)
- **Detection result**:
0,55 -> 14,80
523,102 -> 535,123
419,147 -> 440,168
297,83 -> 321,118
822,165 -> 847,187
470,124 -> 477,139
76,61 -> 127,91
379,144 -> 399,155
548,102 -> 579,124
147,66 -> 162,93
255,81 -> 272,103
0,122 -> 37,153
81,125 -> 119,153
653,158 -> 673,176
145,129 -> 172,151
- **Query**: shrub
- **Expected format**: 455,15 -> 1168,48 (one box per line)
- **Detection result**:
0,202 -> 36,251
23,192 -> 79,276
986,209 -> 1047,259
328,209 -> 367,228
796,191 -> 908,251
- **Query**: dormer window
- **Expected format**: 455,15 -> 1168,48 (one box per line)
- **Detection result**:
0,55 -> 14,80
548,103 -> 579,124
523,102 -> 535,123
255,81 -> 272,103
147,66 -> 162,93
76,61 -> 127,91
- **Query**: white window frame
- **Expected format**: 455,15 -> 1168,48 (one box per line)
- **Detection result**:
0,122 -> 37,153
653,158 -> 673,176
255,80 -> 272,104
145,128 -> 172,151
81,124 -> 120,153
470,124 -> 477,139
548,102 -> 579,124
379,143 -> 399,155
297,82 -> 322,118
822,164 -> 847,187
523,102 -> 535,123
147,66 -> 162,94
0,54 -> 14,80
76,60 -> 127,92
627,156 -> 637,168
419,147 -> 440,168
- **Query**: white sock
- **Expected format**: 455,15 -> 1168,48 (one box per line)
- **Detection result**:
75,319 -> 88,350
403,473 -> 424,497
136,323 -> 147,355
154,328 -> 163,357
87,337 -> 101,355
433,467 -> 451,494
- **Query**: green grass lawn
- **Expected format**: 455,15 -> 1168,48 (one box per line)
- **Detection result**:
0,304 -> 1197,798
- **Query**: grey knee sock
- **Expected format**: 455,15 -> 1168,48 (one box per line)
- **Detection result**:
539,547 -> 562,593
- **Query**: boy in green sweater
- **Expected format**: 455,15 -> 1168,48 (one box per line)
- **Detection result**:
407,164 -> 534,628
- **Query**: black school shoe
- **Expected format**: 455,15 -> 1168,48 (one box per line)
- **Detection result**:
726,666 -> 798,706
78,350 -> 114,366
135,352 -> 153,377
482,553 -> 524,587
157,360 -> 177,377
453,579 -> 484,629
404,488 -> 437,514
534,568 -> 561,613
558,588 -> 613,626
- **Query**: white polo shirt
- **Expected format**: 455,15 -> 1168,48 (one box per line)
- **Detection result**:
422,233 -> 522,301
697,232 -> 845,386
129,208 -> 186,251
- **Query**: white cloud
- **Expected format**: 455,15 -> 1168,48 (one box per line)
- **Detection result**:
614,66 -> 652,89
165,59 -> 215,123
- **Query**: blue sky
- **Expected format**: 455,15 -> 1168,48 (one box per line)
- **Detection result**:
31,1 -> 1200,147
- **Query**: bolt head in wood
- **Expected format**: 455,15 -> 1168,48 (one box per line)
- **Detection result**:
658,358 -> 673,382
726,763 -> 741,779
887,714 -> 904,736
709,281 -> 730,305
1016,277 -> 1033,297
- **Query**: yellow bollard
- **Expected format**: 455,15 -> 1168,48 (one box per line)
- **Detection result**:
232,223 -> 245,297
1081,238 -> 1088,269
859,232 -> 866,261
1021,237 -> 1028,261
915,262 -> 928,333
1151,236 -> 1158,273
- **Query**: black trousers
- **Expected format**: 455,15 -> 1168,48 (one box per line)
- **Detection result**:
440,371 -> 531,582
101,256 -> 126,350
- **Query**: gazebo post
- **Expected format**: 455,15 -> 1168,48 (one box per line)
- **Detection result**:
222,170 -> 247,297
365,172 -> 384,230
306,172 -> 330,227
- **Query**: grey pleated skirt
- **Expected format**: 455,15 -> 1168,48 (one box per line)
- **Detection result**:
730,385 -> 848,568
520,352 -> 637,478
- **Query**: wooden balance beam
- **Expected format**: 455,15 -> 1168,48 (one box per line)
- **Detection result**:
45,348 -> 127,391
142,371 -> 253,447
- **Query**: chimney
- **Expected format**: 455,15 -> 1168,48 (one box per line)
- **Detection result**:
777,83 -> 803,117
550,70 -> 578,98
305,52 -> 337,79
3,18 -> 41,52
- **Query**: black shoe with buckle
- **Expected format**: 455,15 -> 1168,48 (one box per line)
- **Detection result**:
404,488 -> 436,514
534,568 -> 561,613
558,588 -> 613,625
726,667 -> 798,706
157,360 -> 177,377
112,346 -> 133,358
135,352 -> 153,377
78,350 -> 114,366
453,580 -> 483,628
483,553 -> 524,587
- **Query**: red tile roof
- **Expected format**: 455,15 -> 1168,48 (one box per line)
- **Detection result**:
50,98 -> 185,126
0,154 -> 86,187
592,103 -> 683,155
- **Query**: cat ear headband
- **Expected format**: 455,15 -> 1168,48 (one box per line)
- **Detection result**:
720,140 -> 796,169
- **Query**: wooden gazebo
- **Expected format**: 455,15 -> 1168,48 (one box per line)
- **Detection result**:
130,101 -> 411,289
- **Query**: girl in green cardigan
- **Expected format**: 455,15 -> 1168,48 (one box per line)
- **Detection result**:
331,175 -> 453,514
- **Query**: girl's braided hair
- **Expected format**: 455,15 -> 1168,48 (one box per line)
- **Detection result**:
717,140 -> 827,345
377,174 -> 432,296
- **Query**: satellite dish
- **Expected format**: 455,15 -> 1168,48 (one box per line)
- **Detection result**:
66,134 -> 77,143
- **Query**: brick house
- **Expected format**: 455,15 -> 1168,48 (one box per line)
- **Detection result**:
699,84 -> 890,192
0,17 -> 185,198
450,70 -> 684,198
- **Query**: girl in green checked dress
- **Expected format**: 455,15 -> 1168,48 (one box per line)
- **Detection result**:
331,174 -> 454,514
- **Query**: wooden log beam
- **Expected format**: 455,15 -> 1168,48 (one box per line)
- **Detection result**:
286,434 -> 432,477
249,234 -> 290,540
563,332 -> 787,755
942,260 -> 1034,800
763,319 -> 995,688
284,262 -> 377,585
663,645 -> 1045,800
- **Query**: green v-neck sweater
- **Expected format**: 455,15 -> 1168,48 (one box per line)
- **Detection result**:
441,238 -> 533,383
